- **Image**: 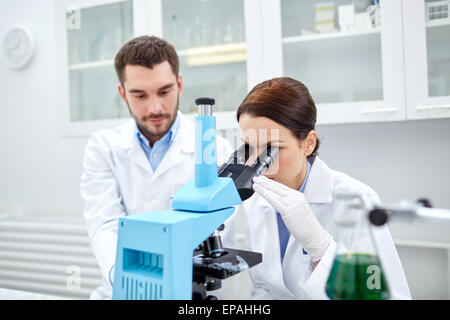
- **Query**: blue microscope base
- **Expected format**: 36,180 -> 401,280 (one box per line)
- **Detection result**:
112,207 -> 234,300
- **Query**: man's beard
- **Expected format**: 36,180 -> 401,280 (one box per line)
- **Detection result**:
127,97 -> 179,141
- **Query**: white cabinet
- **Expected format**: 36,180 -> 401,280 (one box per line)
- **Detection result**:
160,0 -> 247,114
155,0 -> 256,129
403,0 -> 450,120
272,0 -> 450,124
273,0 -> 407,124
56,0 -> 263,134
55,0 -> 450,136
55,0 -> 147,136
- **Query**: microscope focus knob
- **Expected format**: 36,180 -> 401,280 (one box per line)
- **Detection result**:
369,208 -> 388,226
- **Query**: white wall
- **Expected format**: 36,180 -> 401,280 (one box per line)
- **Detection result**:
0,0 -> 87,217
316,119 -> 450,299
1,0 -> 450,299
317,118 -> 450,209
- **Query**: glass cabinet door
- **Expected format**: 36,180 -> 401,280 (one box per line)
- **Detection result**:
161,0 -> 248,114
66,0 -> 134,122
404,0 -> 450,119
280,0 -> 383,104
425,0 -> 450,98
275,0 -> 406,124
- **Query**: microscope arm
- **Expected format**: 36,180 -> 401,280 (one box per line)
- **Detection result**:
369,203 -> 450,226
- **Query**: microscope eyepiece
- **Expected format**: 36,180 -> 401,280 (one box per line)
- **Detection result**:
229,144 -> 249,165
218,145 -> 279,201
195,97 -> 215,116
251,145 -> 279,176
195,97 -> 215,106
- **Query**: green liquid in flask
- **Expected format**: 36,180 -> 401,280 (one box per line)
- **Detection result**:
326,253 -> 390,300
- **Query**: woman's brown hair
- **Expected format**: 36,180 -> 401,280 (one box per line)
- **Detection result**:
236,77 -> 319,157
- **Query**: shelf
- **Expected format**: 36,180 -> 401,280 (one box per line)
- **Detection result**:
67,43 -> 248,70
394,239 -> 450,250
282,28 -> 380,44
68,59 -> 114,71
426,19 -> 450,28
177,42 -> 247,56
178,42 -> 247,67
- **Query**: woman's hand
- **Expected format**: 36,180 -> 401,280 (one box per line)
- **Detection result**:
252,175 -> 333,262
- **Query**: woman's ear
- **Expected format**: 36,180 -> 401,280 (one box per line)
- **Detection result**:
304,130 -> 317,157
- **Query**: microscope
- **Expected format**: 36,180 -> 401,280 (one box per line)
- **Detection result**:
112,97 -> 278,300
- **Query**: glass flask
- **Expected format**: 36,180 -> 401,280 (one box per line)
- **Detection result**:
325,194 -> 390,300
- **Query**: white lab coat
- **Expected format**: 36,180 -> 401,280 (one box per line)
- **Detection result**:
242,156 -> 412,300
80,112 -> 234,299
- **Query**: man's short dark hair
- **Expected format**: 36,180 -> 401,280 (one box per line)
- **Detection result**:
114,35 -> 179,84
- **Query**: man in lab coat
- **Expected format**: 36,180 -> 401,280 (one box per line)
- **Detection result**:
80,36 -> 234,299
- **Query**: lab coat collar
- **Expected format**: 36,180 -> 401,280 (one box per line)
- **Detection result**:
171,112 -> 195,154
124,112 -> 195,175
303,156 -> 334,204
149,113 -> 194,180
123,111 -> 188,149
135,111 -> 181,148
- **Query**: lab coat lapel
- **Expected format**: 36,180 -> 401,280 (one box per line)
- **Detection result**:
124,123 -> 153,175
303,157 -> 334,204
281,157 -> 335,293
282,236 -> 311,298
122,113 -> 195,178
149,113 -> 195,183
256,200 -> 296,298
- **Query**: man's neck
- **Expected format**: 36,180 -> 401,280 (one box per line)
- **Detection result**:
147,135 -> 164,147
136,124 -> 163,148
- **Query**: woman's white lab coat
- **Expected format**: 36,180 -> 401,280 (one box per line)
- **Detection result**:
242,156 -> 412,300
80,112 -> 233,299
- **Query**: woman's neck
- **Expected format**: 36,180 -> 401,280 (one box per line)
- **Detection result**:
288,158 -> 308,191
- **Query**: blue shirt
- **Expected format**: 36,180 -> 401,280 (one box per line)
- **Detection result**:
276,159 -> 312,262
135,113 -> 180,172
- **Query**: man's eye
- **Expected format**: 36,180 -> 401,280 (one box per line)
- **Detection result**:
160,91 -> 169,96
134,95 -> 144,99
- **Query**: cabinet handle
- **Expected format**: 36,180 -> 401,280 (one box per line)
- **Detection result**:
361,108 -> 397,115
415,104 -> 450,111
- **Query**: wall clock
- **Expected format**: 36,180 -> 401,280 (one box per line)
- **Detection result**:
1,26 -> 35,69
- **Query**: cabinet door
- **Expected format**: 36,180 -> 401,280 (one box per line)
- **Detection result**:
56,0 -> 147,136
154,0 -> 252,129
404,0 -> 450,119
274,0 -> 406,124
